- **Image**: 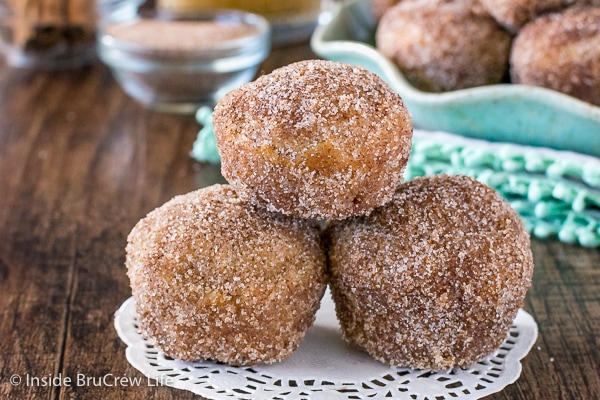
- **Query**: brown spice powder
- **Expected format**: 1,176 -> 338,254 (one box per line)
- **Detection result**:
105,19 -> 260,51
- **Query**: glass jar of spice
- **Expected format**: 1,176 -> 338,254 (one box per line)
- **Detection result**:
0,0 -> 140,69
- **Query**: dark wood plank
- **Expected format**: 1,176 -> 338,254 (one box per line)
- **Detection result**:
515,241 -> 600,400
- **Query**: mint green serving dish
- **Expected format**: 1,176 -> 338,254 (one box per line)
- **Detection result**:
311,0 -> 600,158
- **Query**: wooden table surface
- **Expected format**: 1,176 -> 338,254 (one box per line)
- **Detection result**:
0,38 -> 598,400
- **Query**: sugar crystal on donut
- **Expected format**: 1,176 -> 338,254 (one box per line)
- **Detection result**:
325,174 -> 534,370
126,184 -> 327,365
213,59 -> 413,220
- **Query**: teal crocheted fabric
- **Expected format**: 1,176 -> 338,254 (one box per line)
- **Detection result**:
406,132 -> 600,248
191,107 -> 600,248
191,107 -> 221,165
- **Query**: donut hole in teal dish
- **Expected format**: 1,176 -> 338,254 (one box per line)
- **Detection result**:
310,0 -> 600,158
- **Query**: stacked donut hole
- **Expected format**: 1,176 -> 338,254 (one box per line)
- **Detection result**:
375,0 -> 600,106
125,185 -> 328,366
126,59 -> 534,370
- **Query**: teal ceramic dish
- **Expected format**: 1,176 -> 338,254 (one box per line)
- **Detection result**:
311,0 -> 600,158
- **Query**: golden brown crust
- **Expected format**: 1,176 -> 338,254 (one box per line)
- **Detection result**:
326,175 -> 534,370
213,60 -> 413,220
126,184 -> 327,365
376,0 -> 512,92
510,6 -> 600,106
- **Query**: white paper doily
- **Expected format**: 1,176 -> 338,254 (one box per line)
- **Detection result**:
114,290 -> 537,400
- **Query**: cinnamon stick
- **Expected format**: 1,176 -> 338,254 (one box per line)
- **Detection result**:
10,0 -> 96,51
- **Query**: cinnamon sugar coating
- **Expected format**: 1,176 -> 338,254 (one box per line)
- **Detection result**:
213,60 -> 413,220
376,0 -> 512,92
326,175 -> 534,370
510,6 -> 600,106
480,0 -> 599,33
125,184 -> 327,365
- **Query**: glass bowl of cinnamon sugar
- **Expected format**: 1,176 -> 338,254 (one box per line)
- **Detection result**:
98,5 -> 270,113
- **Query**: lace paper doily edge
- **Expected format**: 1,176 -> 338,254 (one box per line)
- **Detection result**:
114,297 -> 538,400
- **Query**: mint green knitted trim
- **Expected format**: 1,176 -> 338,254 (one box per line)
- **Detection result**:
190,107 -> 221,165
406,138 -> 600,248
408,139 -> 600,188
190,107 -> 600,247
